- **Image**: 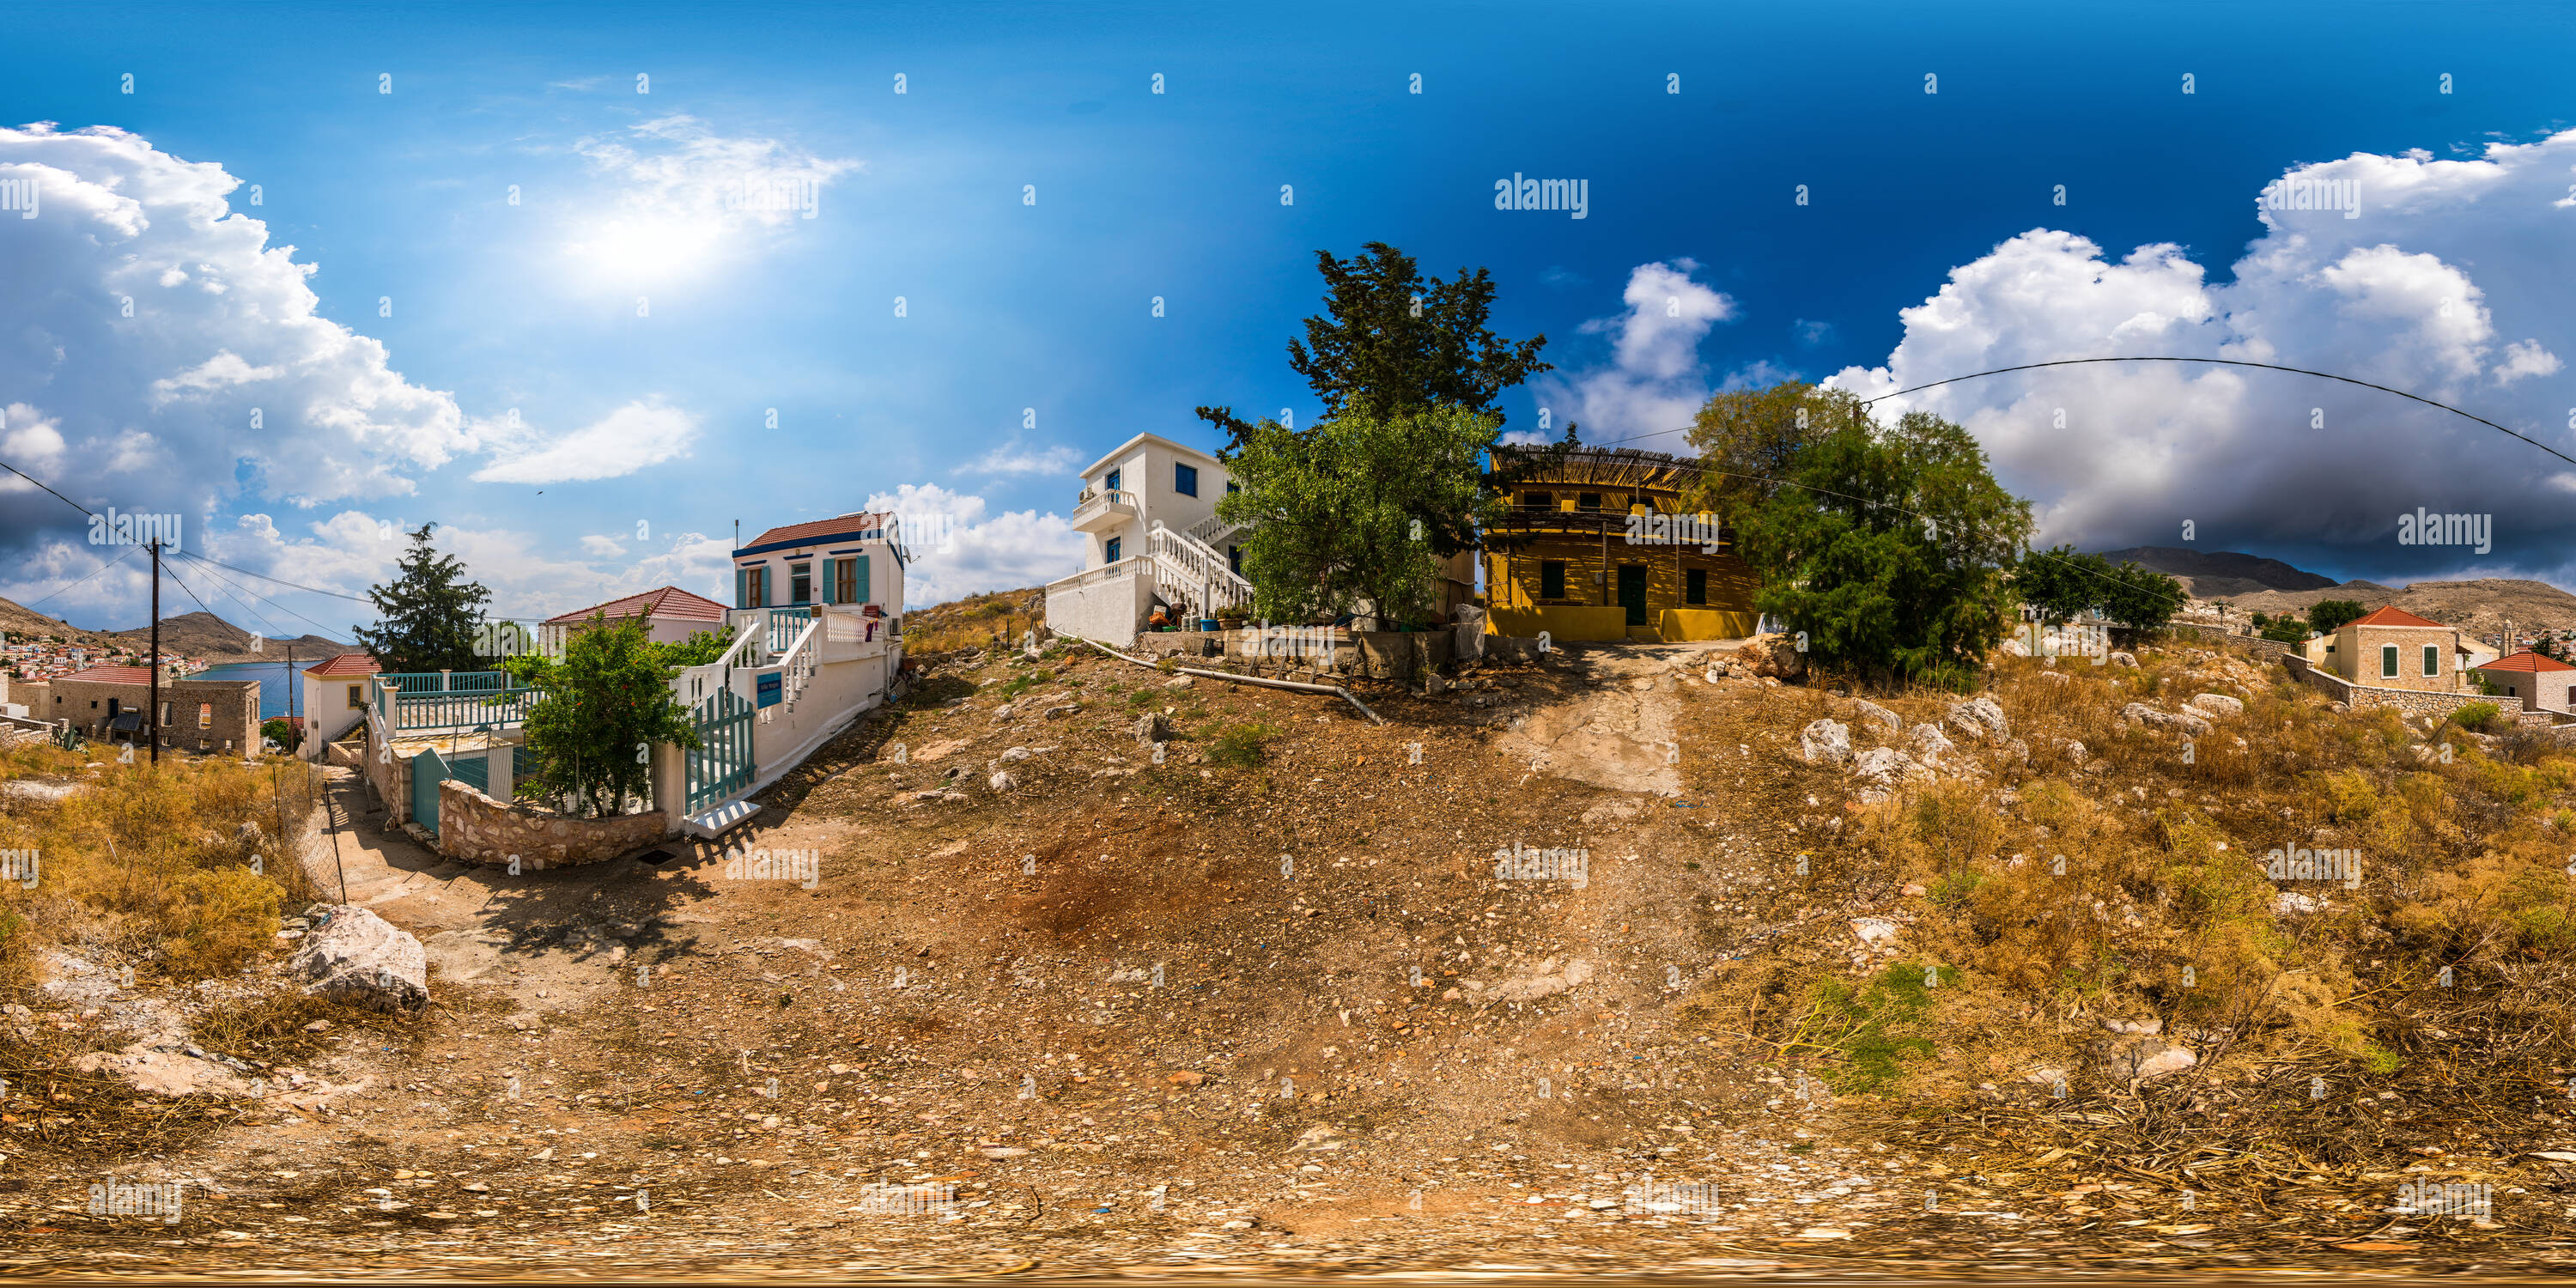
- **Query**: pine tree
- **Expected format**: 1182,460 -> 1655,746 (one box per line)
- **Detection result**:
349,523 -> 493,674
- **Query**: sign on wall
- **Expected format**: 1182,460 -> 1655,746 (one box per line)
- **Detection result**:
756,672 -> 783,708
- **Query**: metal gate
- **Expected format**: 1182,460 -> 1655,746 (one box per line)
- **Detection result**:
685,687 -> 756,813
452,750 -> 489,797
412,746 -> 450,834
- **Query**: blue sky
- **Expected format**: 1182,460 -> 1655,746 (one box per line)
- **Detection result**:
5,0 -> 2576,635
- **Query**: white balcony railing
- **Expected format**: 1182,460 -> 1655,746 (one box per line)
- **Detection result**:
1072,488 -> 1140,530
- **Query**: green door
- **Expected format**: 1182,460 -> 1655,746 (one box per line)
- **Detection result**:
1618,564 -> 1649,626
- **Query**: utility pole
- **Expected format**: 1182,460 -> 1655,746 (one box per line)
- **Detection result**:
148,538 -> 161,764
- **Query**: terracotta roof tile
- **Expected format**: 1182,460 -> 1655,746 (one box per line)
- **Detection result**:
302,653 -> 383,677
738,512 -> 893,553
55,665 -> 154,685
2348,605 -> 2449,629
2475,650 -> 2576,673
543,586 -> 730,626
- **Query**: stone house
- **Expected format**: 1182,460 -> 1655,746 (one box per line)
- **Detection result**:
2471,649 -> 2576,714
2322,605 -> 2477,693
40,664 -> 261,757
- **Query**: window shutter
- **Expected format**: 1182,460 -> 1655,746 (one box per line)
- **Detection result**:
735,568 -> 748,609
853,554 -> 871,604
819,558 -> 835,605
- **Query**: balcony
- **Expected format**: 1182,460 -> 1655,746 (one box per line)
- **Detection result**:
375,671 -> 542,734
1072,488 -> 1140,533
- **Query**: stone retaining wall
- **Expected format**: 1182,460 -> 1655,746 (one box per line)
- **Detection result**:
434,780 -> 670,869
2284,654 -> 2539,722
2167,622 -> 2293,662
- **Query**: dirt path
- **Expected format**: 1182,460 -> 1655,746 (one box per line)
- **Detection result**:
1496,642 -> 1743,798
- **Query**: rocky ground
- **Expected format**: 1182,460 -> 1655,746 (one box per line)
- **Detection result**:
3,633 -> 2570,1279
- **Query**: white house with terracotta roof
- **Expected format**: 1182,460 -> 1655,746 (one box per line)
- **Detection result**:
539,586 -> 731,656
1044,432 -> 1254,646
653,511 -> 913,837
2473,650 -> 2576,714
300,652 -> 382,756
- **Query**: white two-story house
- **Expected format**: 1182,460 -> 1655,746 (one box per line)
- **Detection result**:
1044,433 -> 1254,646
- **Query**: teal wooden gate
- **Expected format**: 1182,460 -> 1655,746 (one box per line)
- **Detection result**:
685,687 -> 756,813
412,746 -> 451,835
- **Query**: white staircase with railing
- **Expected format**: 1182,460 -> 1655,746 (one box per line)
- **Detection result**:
1148,521 -> 1255,621
1184,511 -> 1244,548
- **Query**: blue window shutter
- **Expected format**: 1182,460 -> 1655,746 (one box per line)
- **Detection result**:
735,568 -> 748,608
818,558 -> 835,605
854,554 -> 870,603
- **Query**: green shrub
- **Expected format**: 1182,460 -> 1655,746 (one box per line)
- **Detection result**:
1792,960 -> 1939,1094
1206,721 -> 1280,769
2453,701 -> 2503,733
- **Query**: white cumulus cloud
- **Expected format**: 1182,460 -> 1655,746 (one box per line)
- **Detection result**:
1528,258 -> 1739,445
471,398 -> 699,485
863,482 -> 1084,609
0,122 -> 471,561
1827,130 -> 2576,579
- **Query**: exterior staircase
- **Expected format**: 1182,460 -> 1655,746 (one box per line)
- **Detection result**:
1148,521 -> 1255,621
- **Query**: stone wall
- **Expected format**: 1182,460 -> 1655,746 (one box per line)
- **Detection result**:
2285,654 -> 2530,721
2166,623 -> 2292,662
434,780 -> 670,869
39,677 -> 261,756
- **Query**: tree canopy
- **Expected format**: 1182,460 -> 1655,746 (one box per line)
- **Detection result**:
503,614 -> 698,817
1215,405 -> 1502,629
1735,408 -> 2032,689
1681,381 -> 1868,527
348,523 -> 491,674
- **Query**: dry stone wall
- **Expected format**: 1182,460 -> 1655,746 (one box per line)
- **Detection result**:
434,781 -> 669,869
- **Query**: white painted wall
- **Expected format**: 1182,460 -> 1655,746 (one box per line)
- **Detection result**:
300,671 -> 374,758
748,653 -> 891,776
1046,565 -> 1154,647
1082,441 -> 1230,569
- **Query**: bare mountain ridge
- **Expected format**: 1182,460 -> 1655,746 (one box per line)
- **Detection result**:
2091,546 -> 2339,598
0,597 -> 349,659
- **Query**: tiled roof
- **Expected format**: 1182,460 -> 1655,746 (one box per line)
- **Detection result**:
2476,650 -> 2576,673
738,512 -> 892,553
2348,605 -> 2449,629
55,665 -> 155,685
303,653 -> 382,677
543,586 -> 730,626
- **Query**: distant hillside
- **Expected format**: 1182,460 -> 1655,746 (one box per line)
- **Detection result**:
102,611 -> 351,660
2217,579 -> 2576,641
2093,546 -> 2338,598
0,595 -> 102,646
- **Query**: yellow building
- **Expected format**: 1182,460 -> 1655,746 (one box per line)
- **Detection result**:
1482,447 -> 1760,642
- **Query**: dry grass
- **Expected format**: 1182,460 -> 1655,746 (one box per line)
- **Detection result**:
0,743 -> 324,995
1716,636 -> 2576,1220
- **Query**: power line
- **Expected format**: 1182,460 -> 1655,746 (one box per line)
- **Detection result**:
1851,355 -> 2576,468
173,550 -> 376,605
172,550 -> 360,641
0,457 -> 102,524
168,550 -> 292,641
1582,355 -> 2570,467
17,544 -> 141,611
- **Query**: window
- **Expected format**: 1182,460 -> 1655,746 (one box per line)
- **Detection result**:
1228,545 -> 1242,576
835,558 -> 860,604
2423,645 -> 2439,677
737,565 -> 769,609
348,683 -> 365,710
197,703 -> 211,729
1522,491 -> 1552,509
1104,467 -> 1122,493
1176,463 -> 1199,497
790,562 -> 812,605
1540,560 -> 1567,598
1686,568 -> 1708,605
1105,537 -> 1122,564
2381,644 -> 2398,677
1578,492 -> 1602,511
